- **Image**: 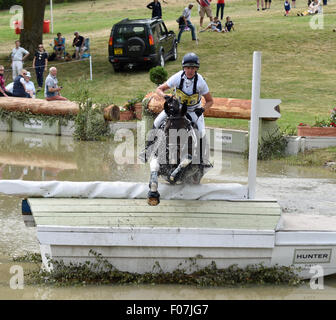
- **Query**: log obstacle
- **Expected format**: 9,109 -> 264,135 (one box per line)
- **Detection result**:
144,92 -> 280,120
0,97 -> 79,116
0,97 -> 120,121
0,94 -> 280,122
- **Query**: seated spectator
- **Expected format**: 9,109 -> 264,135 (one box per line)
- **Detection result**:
80,38 -> 90,59
72,31 -> 85,60
12,69 -> 31,98
199,16 -> 223,32
0,65 -> 12,97
224,16 -> 235,32
5,82 -> 13,95
23,71 -> 36,98
297,0 -> 322,16
54,33 -> 65,60
45,67 -> 68,101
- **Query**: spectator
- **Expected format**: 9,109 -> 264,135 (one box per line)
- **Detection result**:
224,16 -> 234,32
199,16 -> 223,32
72,31 -> 85,60
5,82 -> 13,95
292,0 -> 296,8
54,32 -> 65,60
11,40 -> 29,80
196,0 -> 213,28
216,0 -> 225,20
45,67 -> 68,101
177,3 -> 197,43
284,0 -> 291,16
23,71 -> 36,98
265,0 -> 271,9
0,65 -> 12,97
147,0 -> 167,19
297,0 -> 322,16
256,0 -> 265,11
12,69 -> 31,98
32,44 -> 48,91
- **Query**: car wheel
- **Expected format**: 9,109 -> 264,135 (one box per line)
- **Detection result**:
170,42 -> 178,61
158,51 -> 165,67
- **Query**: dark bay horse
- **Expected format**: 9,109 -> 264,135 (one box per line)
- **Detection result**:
146,96 -> 212,206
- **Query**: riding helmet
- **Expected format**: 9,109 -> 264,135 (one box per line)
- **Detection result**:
182,52 -> 200,68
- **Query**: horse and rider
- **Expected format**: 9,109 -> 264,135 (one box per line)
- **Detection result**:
140,52 -> 214,205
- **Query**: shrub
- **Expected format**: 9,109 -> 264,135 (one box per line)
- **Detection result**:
149,66 -> 168,86
258,130 -> 288,160
74,98 -> 109,141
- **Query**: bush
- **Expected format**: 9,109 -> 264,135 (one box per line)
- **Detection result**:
149,66 -> 168,86
72,82 -> 109,141
74,98 -> 109,141
258,130 -> 288,160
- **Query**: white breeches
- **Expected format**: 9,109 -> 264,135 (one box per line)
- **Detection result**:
12,61 -> 23,80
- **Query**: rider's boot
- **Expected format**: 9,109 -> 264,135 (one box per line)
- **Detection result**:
200,137 -> 205,164
199,137 -> 212,168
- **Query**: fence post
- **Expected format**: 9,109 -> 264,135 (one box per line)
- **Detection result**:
247,51 -> 261,199
89,55 -> 93,80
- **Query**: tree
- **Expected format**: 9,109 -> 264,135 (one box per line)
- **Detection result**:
20,0 -> 47,56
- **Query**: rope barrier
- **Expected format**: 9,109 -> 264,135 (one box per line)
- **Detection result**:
0,56 -> 90,72
0,55 -> 93,81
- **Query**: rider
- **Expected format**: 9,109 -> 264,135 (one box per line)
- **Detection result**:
140,52 -> 214,162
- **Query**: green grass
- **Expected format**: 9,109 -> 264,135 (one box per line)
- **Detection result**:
0,0 -> 336,131
275,146 -> 336,170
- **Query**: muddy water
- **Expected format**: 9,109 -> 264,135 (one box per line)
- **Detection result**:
0,131 -> 335,300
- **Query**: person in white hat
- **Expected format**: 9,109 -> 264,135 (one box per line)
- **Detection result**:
23,71 -> 36,98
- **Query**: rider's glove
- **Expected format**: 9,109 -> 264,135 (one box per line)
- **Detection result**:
195,108 -> 204,117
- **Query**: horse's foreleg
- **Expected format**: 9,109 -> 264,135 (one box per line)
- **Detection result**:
147,158 -> 160,206
169,157 -> 192,183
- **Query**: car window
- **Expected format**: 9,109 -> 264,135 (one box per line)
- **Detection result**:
161,22 -> 168,34
158,23 -> 167,37
114,25 -> 146,44
152,25 -> 159,42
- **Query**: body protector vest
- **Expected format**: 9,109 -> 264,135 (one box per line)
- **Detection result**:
175,71 -> 201,111
13,75 -> 26,96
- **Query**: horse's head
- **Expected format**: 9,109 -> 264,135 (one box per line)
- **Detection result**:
163,96 -> 189,130
164,96 -> 184,116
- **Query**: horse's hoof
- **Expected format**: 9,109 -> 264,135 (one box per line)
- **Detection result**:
147,197 -> 160,206
147,191 -> 160,206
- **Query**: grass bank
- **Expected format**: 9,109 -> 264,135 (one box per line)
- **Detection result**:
0,0 -> 335,131
281,146 -> 336,171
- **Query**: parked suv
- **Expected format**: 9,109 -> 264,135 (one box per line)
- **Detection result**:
108,18 -> 177,72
